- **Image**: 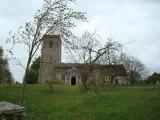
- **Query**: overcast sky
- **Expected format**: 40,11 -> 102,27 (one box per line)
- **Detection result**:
0,0 -> 160,82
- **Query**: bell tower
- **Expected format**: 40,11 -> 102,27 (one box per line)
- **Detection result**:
38,35 -> 61,83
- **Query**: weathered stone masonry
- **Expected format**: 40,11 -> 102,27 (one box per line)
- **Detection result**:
38,35 -> 128,85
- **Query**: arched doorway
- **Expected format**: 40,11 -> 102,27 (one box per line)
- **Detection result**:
71,76 -> 76,85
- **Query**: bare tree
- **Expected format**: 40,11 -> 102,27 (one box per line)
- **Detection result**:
70,32 -> 121,64
97,38 -> 122,65
6,0 -> 86,104
120,52 -> 147,83
69,31 -> 121,92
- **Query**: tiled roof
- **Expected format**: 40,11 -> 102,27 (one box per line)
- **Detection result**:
57,63 -> 127,76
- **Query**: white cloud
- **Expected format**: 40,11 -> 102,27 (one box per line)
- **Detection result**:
75,0 -> 160,74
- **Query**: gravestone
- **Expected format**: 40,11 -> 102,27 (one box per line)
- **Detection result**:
156,80 -> 160,85
0,101 -> 25,120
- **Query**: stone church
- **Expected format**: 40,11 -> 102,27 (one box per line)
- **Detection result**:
38,35 -> 128,85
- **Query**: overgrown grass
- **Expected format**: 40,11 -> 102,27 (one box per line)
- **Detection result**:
0,85 -> 160,120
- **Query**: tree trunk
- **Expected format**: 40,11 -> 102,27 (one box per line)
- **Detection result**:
20,56 -> 31,105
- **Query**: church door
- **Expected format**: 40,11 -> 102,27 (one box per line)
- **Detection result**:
71,76 -> 76,85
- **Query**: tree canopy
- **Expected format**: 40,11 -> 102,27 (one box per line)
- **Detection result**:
0,47 -> 13,84
7,0 -> 87,103
120,52 -> 147,83
147,73 -> 160,84
25,57 -> 40,84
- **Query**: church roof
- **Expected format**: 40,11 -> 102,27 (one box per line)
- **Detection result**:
57,63 -> 127,76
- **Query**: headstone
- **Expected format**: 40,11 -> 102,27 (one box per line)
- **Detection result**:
0,101 -> 25,120
156,80 -> 160,85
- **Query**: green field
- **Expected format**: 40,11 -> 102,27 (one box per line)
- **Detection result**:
0,85 -> 160,120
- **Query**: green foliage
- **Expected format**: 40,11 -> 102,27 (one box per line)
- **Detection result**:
0,46 -> 3,57
25,69 -> 38,84
25,57 -> 40,84
0,47 -> 13,84
7,0 -> 87,104
30,57 -> 40,71
147,73 -> 160,84
0,85 -> 160,120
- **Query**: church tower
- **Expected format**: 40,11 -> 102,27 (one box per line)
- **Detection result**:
38,35 -> 61,83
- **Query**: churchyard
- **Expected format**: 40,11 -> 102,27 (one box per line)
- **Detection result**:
0,85 -> 160,120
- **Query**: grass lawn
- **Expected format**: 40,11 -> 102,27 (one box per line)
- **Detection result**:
0,85 -> 160,120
